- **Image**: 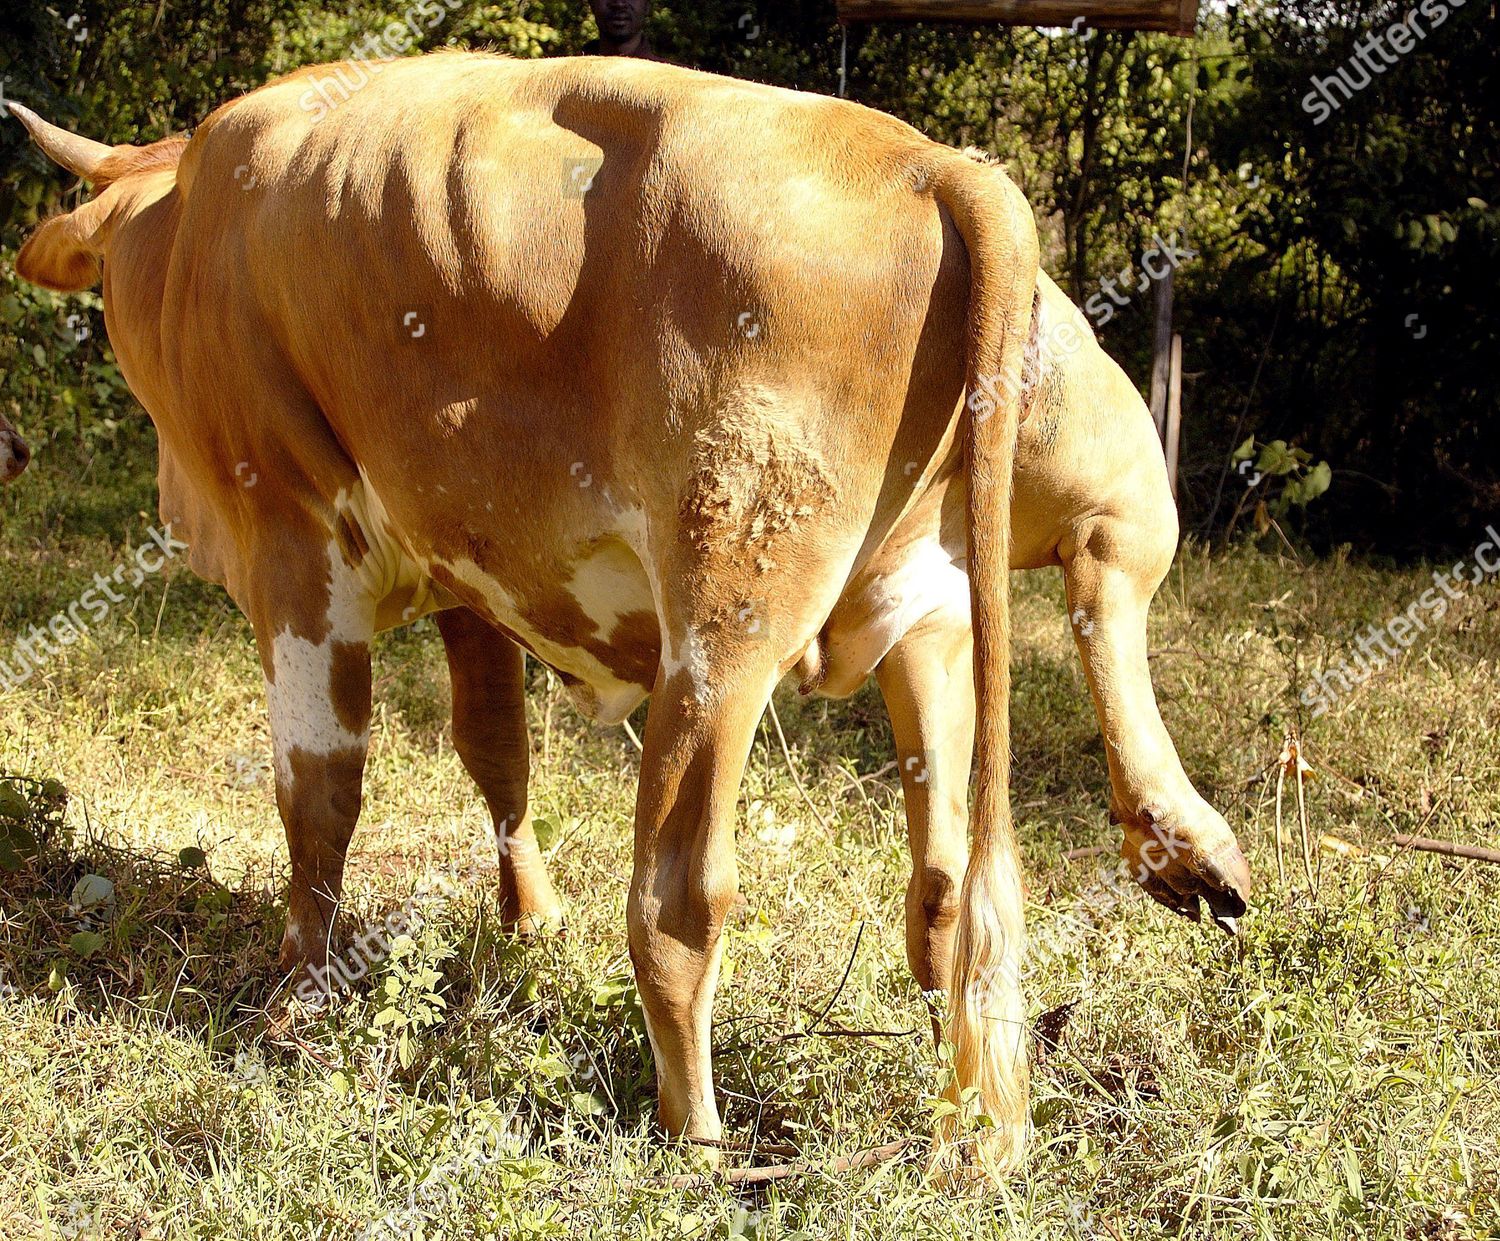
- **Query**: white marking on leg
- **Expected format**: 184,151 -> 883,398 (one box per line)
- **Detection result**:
662,625 -> 710,702
266,631 -> 369,787
266,542 -> 373,788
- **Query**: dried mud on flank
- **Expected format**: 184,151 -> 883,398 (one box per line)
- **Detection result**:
678,411 -> 838,577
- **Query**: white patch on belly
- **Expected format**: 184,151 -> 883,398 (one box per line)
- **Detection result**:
562,538 -> 656,646
343,471 -> 448,625
431,553 -> 649,724
825,537 -> 971,691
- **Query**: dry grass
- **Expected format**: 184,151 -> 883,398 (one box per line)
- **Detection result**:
1,437 -> 1497,1239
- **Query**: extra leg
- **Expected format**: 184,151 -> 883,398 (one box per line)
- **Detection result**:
877,610 -> 1028,1167
436,607 -> 562,931
1061,513 -> 1251,926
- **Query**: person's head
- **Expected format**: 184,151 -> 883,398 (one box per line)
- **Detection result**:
588,0 -> 648,47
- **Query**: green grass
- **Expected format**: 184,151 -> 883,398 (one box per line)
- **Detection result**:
1,435 -> 1497,1239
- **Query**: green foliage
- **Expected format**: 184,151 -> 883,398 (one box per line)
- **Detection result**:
1,1 -> 1493,552
1232,435 -> 1333,527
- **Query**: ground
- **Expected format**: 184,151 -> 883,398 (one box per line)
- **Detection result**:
1,435 -> 1497,1240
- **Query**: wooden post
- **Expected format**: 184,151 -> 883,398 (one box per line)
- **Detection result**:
1165,333 -> 1183,500
1148,261 -> 1174,443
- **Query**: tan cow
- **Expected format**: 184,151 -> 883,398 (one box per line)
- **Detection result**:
0,411 -> 29,483
10,51 -> 1248,1175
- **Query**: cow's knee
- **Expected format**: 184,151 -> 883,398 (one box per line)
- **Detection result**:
627,651 -> 774,1147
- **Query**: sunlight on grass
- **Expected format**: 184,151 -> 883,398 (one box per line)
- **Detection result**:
2,455 -> 1497,1238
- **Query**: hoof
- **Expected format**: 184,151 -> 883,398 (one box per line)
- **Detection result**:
1119,804 -> 1252,934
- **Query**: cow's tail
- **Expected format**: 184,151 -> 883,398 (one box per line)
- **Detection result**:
928,153 -> 1039,1178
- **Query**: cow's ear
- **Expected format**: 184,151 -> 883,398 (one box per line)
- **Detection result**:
16,195 -> 117,292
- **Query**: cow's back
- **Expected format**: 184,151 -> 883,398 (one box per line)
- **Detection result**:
156,53 -> 975,712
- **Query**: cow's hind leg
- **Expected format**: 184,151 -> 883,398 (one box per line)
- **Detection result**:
1061,512 -> 1251,925
876,610 -> 1028,1162
629,641 -> 778,1153
875,612 -> 977,1029
436,608 -> 562,931
248,538 -> 376,981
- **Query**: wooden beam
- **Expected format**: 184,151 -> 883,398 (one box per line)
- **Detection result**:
836,0 -> 1200,36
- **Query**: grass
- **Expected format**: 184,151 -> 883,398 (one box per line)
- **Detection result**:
1,430 -> 1497,1239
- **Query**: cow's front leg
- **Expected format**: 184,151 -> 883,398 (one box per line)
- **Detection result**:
628,648 -> 775,1154
1061,514 -> 1251,927
436,608 -> 562,932
875,612 -> 976,1027
249,540 -> 376,978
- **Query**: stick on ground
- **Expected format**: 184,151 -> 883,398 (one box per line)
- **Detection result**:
1395,834 -> 1500,865
648,1137 -> 923,1190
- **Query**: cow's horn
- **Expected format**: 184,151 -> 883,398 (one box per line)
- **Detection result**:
7,102 -> 113,180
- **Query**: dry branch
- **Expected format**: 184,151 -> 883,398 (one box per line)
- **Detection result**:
647,1137 -> 923,1190
1395,834 -> 1500,865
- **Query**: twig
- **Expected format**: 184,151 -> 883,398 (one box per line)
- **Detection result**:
799,1017 -> 922,1040
1295,742 -> 1315,891
809,922 -> 864,1033
766,697 -> 833,832
1272,748 -> 1287,888
680,1135 -> 801,1159
1064,845 -> 1107,861
645,1137 -> 922,1190
621,718 -> 643,753
1273,731 -> 1316,890
1394,834 -> 1500,866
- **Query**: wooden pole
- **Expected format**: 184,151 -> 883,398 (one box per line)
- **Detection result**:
1165,333 -> 1183,499
1148,262 -> 1174,442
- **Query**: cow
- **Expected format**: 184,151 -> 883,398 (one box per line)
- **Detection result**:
8,51 -> 1249,1176
0,411 -> 29,483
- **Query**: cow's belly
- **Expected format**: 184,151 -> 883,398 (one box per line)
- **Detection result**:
343,473 -> 661,723
427,542 -> 659,724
